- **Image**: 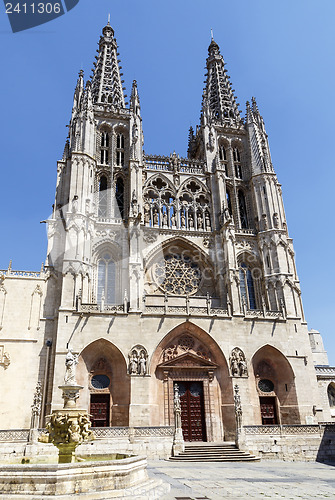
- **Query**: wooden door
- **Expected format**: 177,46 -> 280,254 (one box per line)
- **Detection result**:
260,397 -> 278,425
176,381 -> 206,441
90,394 -> 110,427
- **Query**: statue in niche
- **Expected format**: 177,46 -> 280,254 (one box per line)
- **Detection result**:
230,347 -> 248,377
162,212 -> 168,227
205,213 -> 211,230
189,215 -> 194,229
128,350 -> 138,375
197,214 -> 203,229
181,213 -> 186,228
171,212 -> 176,227
139,351 -> 147,375
64,349 -> 78,385
273,212 -> 279,228
128,346 -> 148,376
144,204 -> 150,225
153,209 -> 159,226
262,213 -> 268,231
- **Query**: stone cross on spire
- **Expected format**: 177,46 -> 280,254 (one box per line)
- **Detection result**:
90,23 -> 126,107
201,38 -> 241,126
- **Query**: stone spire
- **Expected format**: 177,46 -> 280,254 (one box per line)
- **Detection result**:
130,80 -> 141,116
91,22 -> 126,107
246,97 -> 274,174
201,38 -> 241,126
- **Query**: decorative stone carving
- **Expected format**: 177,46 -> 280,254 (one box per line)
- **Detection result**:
234,384 -> 242,430
64,349 -> 79,385
0,345 -> 10,369
172,383 -> 184,456
230,347 -> 248,377
142,231 -> 157,244
273,212 -> 279,228
128,345 -> 148,376
162,335 -> 212,362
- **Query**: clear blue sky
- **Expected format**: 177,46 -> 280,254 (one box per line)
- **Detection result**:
0,0 -> 334,363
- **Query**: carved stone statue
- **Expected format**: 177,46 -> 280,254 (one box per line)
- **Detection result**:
174,384 -> 182,430
230,347 -> 248,377
262,213 -> 268,231
64,349 -> 78,385
139,351 -> 147,375
189,215 -> 194,228
162,212 -> 168,227
128,351 -> 138,375
273,212 -> 279,228
128,345 -> 148,376
234,384 -> 242,430
171,212 -> 176,227
197,214 -> 203,229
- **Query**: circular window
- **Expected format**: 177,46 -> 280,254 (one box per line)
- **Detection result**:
91,374 -> 110,389
154,254 -> 201,295
258,379 -> 274,393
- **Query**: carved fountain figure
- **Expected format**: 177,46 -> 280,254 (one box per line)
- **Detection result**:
39,349 -> 94,463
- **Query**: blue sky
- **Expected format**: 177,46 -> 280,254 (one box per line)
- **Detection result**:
0,0 -> 334,363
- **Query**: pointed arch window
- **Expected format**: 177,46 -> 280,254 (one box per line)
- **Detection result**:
239,263 -> 256,310
98,175 -> 108,217
219,145 -> 228,176
115,177 -> 124,218
116,133 -> 125,166
233,147 -> 242,179
100,132 -> 109,165
226,189 -> 232,216
328,383 -> 335,408
238,190 -> 248,229
97,253 -> 116,305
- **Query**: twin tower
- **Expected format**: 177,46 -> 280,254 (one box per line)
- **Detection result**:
3,22 -> 330,445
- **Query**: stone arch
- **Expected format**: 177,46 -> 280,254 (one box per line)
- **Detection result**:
251,344 -> 300,425
149,321 -> 235,441
143,237 -> 216,297
77,338 -> 130,426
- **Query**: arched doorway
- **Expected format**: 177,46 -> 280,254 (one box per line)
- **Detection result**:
76,339 -> 130,427
252,345 -> 300,425
150,321 -> 233,441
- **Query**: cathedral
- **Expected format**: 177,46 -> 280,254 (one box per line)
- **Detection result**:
0,22 -> 334,459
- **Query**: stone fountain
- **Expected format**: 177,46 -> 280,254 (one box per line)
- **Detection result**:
0,349 -> 168,498
39,349 -> 94,463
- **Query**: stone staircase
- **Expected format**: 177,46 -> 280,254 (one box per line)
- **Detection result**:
170,442 -> 260,462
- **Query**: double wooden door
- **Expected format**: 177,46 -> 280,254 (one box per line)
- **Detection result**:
260,397 -> 278,425
90,394 -> 110,427
176,381 -> 206,441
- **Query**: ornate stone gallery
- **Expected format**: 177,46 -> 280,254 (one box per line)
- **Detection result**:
0,21 -> 334,459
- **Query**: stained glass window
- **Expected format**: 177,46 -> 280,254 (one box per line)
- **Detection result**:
97,253 -> 115,304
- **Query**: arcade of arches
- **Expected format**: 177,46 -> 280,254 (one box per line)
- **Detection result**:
74,324 -> 301,440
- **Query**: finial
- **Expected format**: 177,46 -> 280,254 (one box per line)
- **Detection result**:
107,13 -> 110,26
211,28 -> 214,41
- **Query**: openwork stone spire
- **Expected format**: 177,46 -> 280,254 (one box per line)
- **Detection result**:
202,39 -> 241,126
91,23 -> 126,107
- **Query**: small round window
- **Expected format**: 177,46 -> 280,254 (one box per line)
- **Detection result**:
91,374 -> 110,389
258,379 -> 274,393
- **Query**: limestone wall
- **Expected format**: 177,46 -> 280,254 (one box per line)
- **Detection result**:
242,424 -> 335,462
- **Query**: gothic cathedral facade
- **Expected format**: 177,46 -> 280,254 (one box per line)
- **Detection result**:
1,22 -> 334,446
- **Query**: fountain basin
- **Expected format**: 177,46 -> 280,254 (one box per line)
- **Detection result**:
0,455 -> 164,498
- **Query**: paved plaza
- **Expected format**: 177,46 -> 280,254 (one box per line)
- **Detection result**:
147,459 -> 335,499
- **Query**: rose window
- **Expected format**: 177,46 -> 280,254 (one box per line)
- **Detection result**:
154,254 -> 201,295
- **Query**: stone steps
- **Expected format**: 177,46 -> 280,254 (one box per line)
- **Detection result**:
170,443 -> 260,462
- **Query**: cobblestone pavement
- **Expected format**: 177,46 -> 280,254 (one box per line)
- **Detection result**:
147,460 -> 335,499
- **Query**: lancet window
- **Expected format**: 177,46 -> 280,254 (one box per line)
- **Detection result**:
238,190 -> 248,229
219,144 -> 228,176
97,253 -> 116,305
116,133 -> 125,166
226,189 -> 232,216
239,263 -> 257,310
115,177 -> 124,218
98,175 -> 108,217
100,131 -> 109,165
328,383 -> 335,408
233,147 -> 242,179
